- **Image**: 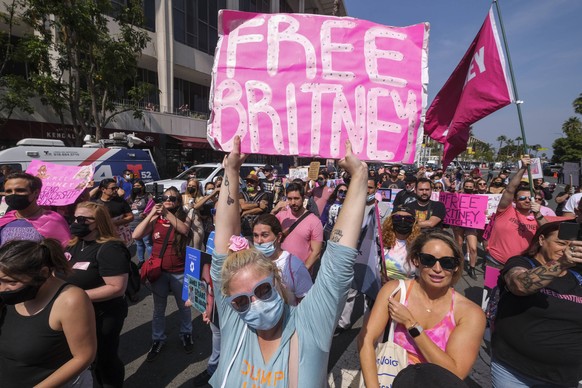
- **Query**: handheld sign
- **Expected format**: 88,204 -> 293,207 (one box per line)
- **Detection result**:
208,11 -> 429,162
26,160 -> 94,206
182,247 -> 212,314
288,167 -> 309,181
439,191 -> 488,229
308,162 -> 321,181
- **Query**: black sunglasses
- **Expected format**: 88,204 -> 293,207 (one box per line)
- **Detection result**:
226,275 -> 274,313
338,190 -> 347,194
106,186 -> 119,191
392,214 -> 415,223
161,195 -> 178,202
73,215 -> 95,224
418,253 -> 459,271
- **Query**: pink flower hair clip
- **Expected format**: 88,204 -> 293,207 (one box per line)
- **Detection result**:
229,235 -> 250,252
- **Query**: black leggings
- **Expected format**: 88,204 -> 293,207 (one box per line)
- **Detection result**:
93,298 -> 128,388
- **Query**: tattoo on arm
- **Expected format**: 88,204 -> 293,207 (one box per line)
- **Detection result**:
330,229 -> 343,243
511,262 -> 562,294
224,175 -> 235,205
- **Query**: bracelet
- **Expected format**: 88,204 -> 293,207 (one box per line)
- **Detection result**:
535,213 -> 544,220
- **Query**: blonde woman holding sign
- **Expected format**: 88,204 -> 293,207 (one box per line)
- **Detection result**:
210,137 -> 367,387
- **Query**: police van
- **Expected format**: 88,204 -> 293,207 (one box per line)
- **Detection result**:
0,133 -> 160,183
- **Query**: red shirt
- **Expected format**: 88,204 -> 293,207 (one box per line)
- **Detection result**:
152,219 -> 184,273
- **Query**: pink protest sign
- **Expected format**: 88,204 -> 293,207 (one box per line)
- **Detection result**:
438,191 -> 488,229
208,11 -> 429,162
26,160 -> 94,206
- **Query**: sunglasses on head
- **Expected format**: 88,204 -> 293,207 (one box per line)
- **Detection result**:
161,195 -> 178,202
73,215 -> 95,224
392,214 -> 415,223
226,275 -> 274,313
517,195 -> 532,201
418,253 -> 459,271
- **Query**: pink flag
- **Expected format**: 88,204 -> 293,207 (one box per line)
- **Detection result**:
424,7 -> 512,168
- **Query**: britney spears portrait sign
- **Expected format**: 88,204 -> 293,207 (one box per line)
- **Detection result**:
207,11 -> 429,162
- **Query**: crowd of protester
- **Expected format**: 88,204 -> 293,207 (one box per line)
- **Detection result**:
0,149 -> 581,388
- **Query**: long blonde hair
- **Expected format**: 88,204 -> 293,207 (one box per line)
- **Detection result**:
68,201 -> 122,247
221,248 -> 288,305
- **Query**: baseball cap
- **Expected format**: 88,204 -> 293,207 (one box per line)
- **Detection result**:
245,174 -> 259,182
263,164 -> 273,171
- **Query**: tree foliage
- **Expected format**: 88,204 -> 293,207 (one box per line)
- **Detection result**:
553,93 -> 582,162
1,0 -> 152,143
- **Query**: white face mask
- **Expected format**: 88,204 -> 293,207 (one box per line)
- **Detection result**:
206,189 -> 214,195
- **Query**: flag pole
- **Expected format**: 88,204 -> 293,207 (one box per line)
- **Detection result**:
492,0 -> 535,192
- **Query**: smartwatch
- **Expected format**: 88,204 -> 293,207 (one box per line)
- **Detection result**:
408,323 -> 424,338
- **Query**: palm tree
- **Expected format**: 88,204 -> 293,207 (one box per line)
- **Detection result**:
563,116 -> 582,135
573,93 -> 582,115
496,135 -> 507,157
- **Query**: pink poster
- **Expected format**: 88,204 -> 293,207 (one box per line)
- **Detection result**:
26,160 -> 94,206
438,191 -> 488,229
208,11 -> 429,162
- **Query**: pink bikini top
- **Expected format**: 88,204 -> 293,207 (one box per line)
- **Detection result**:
393,281 -> 456,364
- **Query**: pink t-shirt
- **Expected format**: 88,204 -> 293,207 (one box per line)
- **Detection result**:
310,185 -> 334,217
487,205 -> 537,264
276,208 -> 323,263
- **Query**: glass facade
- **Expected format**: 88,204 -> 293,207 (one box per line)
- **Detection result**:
240,0 -> 270,13
173,0 -> 226,54
173,78 -> 210,115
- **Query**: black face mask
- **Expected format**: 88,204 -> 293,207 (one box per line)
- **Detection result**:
188,187 -> 197,194
0,282 -> 44,305
4,194 -> 32,211
393,219 -> 414,235
132,187 -> 143,195
492,182 -> 503,187
70,222 -> 92,238
464,189 -> 474,194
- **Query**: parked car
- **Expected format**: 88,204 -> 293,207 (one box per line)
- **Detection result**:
146,162 -> 264,193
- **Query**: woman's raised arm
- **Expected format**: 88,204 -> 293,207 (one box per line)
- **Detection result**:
327,140 -> 368,248
214,136 -> 247,255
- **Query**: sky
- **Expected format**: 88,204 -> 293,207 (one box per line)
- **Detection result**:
344,0 -> 582,158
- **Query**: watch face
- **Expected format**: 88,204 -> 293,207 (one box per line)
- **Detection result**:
409,326 -> 421,338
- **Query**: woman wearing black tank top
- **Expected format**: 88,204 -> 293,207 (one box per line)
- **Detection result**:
0,239 -> 97,387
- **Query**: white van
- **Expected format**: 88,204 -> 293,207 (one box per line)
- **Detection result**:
0,137 -> 160,183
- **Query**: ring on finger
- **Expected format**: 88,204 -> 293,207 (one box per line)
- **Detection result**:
571,246 -> 576,252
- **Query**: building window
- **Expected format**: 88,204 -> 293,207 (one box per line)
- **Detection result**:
240,0 -> 270,13
279,0 -> 293,13
173,78 -> 210,116
143,0 -> 155,31
173,0 -> 226,54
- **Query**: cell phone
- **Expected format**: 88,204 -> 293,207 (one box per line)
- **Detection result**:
377,188 -> 392,202
558,222 -> 581,241
146,183 -> 164,203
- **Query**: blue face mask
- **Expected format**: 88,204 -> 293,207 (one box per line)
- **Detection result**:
255,240 -> 277,257
238,289 -> 284,331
